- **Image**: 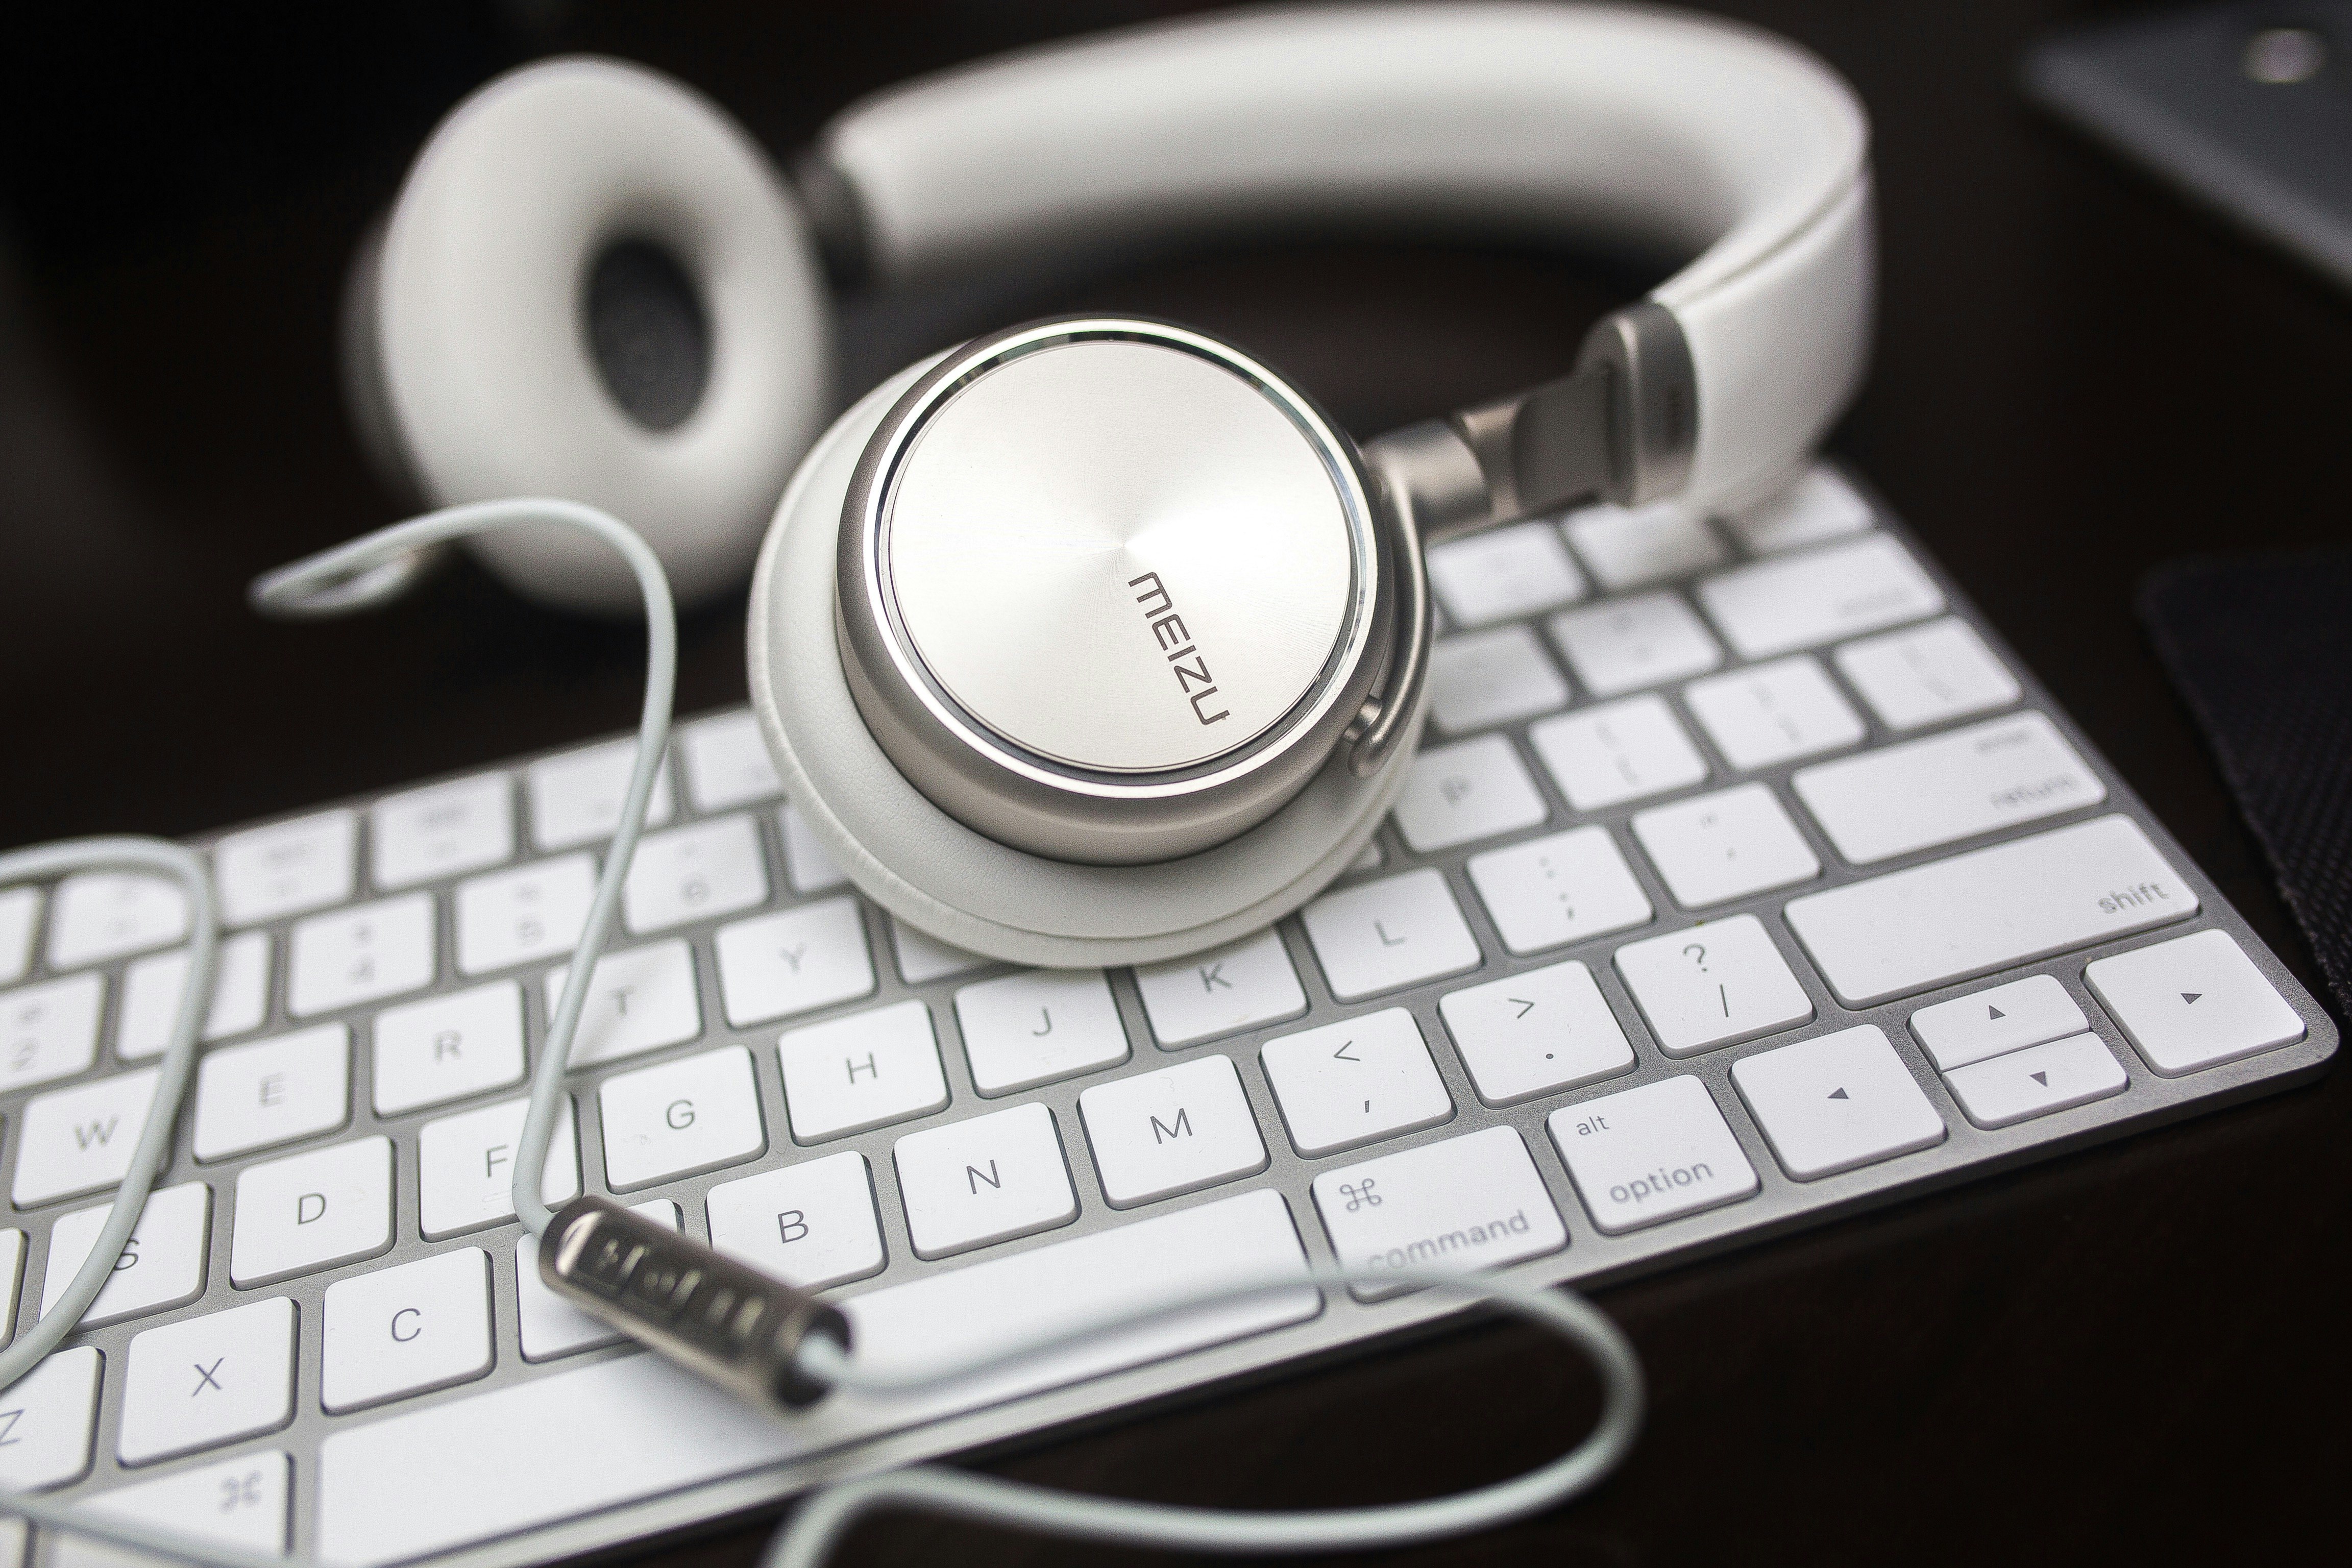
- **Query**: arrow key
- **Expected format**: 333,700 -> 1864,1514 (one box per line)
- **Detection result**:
2086,929 -> 2307,1075
1910,974 -> 2086,1070
1731,1025 -> 1946,1179
1943,1033 -> 2126,1128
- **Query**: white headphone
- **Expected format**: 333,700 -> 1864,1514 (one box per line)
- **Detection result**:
345,2 -> 1872,968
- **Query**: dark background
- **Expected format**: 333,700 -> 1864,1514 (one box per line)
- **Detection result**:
3,2 -> 2346,1563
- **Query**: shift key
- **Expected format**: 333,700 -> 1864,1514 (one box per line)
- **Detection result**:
1784,815 -> 2197,1007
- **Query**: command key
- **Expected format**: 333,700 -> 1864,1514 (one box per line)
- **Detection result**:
1310,1125 -> 1566,1300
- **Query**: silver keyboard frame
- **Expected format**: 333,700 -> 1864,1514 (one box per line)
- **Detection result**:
9,470 -> 2336,1568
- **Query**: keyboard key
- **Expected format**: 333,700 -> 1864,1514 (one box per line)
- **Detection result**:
1631,783 -> 1820,908
1561,499 -> 1724,590
371,772 -> 514,891
1794,712 -> 2104,866
1392,734 -> 1548,853
40,1181 -> 210,1328
679,709 -> 783,812
715,896 -> 874,1027
48,871 -> 187,970
622,813 -> 770,935
288,893 -> 436,1017
2085,928 -> 2307,1075
1300,869 -> 1480,1001
517,1200 -> 682,1361
1529,694 -> 1708,812
229,1136 -> 394,1285
192,1022 -> 349,1160
455,854 -> 596,976
706,1155 -> 885,1291
1614,914 -> 1814,1056
214,810 -> 357,926
1425,518 -> 1586,627
1260,1009 -> 1453,1157
1834,618 -> 2020,732
1548,1076 -> 1759,1233
1134,928 -> 1306,1047
1785,815 -> 2198,1006
1944,1033 -> 2127,1128
891,916 -> 991,984
15,1069 -> 159,1207
526,739 -> 675,851
117,1300 -> 293,1465
779,804 -> 849,894
79,1450 -> 292,1555
0,1348 -> 100,1487
1312,1125 -> 1566,1299
1078,1055 -> 1267,1206
372,981 -> 527,1116
1438,960 -> 1634,1104
894,1101 -> 1076,1259
1465,825 -> 1652,957
1732,1025 -> 1947,1179
0,972 -> 102,1091
0,887 -> 35,986
1720,465 -> 1874,554
1425,626 -> 1570,736
314,1191 -> 1312,1567
1910,974 -> 2088,1071
418,1099 -> 578,1240
955,969 -> 1130,1095
1683,655 -> 1865,771
322,1248 -> 494,1414
1547,590 -> 1723,696
543,938 -> 701,1068
1698,534 -> 1944,661
777,999 -> 948,1142
599,1045 -> 765,1189
0,1230 -> 21,1338
114,932 -> 271,1060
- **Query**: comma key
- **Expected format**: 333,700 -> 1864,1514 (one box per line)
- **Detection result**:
1547,1076 -> 1759,1234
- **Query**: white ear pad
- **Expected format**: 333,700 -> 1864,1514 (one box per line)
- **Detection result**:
356,57 -> 832,613
749,363 -> 1425,969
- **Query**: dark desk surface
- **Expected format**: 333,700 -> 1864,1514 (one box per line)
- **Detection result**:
4,3 -> 2346,1564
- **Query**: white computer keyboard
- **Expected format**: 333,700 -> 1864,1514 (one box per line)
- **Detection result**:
0,463 -> 2332,1568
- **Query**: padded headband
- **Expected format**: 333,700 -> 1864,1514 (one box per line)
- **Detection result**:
812,2 -> 1873,509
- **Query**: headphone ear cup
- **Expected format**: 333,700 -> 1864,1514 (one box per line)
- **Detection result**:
337,214 -> 421,504
350,57 -> 834,614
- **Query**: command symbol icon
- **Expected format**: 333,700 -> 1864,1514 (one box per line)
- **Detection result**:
1338,1179 -> 1381,1213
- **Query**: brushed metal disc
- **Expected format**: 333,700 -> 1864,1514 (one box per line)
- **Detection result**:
881,338 -> 1355,774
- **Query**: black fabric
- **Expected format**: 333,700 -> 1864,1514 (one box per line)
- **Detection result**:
2141,550 -> 2352,1018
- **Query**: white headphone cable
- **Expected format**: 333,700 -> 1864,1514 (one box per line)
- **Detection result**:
0,500 -> 1645,1568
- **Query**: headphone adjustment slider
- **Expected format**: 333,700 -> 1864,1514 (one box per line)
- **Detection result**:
541,1193 -> 851,1410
